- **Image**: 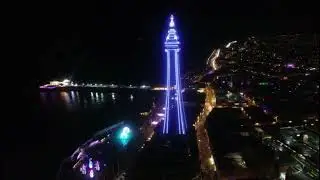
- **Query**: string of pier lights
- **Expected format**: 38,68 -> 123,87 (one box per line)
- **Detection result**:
46,79 -> 153,89
42,80 -> 176,92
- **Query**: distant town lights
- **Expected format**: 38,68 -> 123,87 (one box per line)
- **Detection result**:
209,156 -> 214,165
63,79 -> 70,83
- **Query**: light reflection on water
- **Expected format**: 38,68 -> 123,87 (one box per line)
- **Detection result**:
60,91 -> 72,109
40,91 -> 110,110
39,90 -> 154,112
38,90 -> 159,179
40,92 -> 47,102
63,91 -> 106,110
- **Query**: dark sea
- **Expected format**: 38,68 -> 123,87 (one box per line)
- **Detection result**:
38,89 -> 161,179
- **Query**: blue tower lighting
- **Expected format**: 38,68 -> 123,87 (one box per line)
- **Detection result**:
162,15 -> 187,135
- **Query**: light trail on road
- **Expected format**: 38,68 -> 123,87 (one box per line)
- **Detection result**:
194,84 -> 218,179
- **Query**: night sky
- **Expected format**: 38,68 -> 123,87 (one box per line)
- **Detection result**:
4,1 -> 317,180
34,1 -> 316,84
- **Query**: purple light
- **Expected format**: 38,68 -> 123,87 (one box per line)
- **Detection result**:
95,161 -> 100,171
286,63 -> 295,68
39,85 -> 56,89
89,170 -> 94,178
174,49 -> 186,134
207,70 -> 214,75
88,140 -> 100,147
163,15 -> 186,135
163,49 -> 170,134
175,50 -> 182,134
80,164 -> 87,175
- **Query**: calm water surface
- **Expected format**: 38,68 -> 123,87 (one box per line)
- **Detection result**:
39,89 -> 161,177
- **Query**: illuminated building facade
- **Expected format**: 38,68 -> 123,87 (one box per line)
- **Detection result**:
162,15 -> 187,135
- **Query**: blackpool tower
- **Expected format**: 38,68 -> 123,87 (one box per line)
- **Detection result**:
162,15 -> 187,135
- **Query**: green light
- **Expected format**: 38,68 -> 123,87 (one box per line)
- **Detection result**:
117,126 -> 132,146
259,82 -> 268,85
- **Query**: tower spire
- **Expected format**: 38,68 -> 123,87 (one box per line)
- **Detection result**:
165,14 -> 179,43
169,14 -> 175,28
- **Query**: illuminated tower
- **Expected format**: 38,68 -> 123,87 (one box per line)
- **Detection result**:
162,15 -> 187,135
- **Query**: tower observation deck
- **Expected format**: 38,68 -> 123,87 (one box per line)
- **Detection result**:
162,15 -> 187,135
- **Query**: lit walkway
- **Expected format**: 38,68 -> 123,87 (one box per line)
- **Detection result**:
194,84 -> 218,179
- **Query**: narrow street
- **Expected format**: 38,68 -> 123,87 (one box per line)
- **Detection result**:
194,84 -> 218,179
